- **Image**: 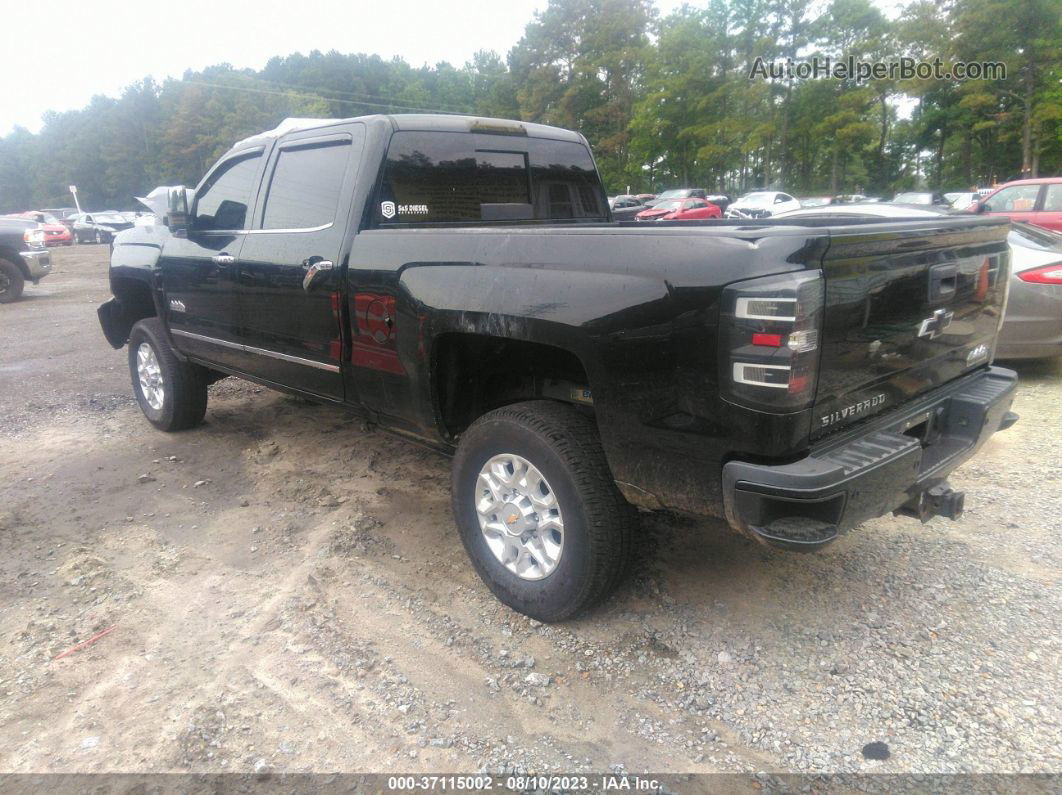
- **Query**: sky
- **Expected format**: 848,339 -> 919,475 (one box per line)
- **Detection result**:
0,0 -> 904,136
0,0 -> 710,135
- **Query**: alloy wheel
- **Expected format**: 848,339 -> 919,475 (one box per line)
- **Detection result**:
475,453 -> 564,580
136,342 -> 165,411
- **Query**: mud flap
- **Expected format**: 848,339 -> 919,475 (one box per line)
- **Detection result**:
97,298 -> 129,349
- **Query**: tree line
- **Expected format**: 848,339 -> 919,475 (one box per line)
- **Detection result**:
0,0 -> 1058,212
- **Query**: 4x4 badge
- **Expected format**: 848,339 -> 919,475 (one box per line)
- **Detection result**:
917,308 -> 954,339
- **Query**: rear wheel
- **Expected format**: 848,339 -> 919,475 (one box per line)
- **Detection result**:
451,400 -> 633,621
128,318 -> 208,431
0,259 -> 25,304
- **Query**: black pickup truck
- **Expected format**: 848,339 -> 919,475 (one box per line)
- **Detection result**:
98,114 -> 1018,620
0,217 -> 52,303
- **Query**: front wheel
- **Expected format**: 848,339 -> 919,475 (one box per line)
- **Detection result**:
451,401 -> 633,621
94,230 -> 103,244
0,258 -> 26,303
128,319 -> 208,431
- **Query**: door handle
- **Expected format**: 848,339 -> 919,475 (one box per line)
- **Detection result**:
212,254 -> 236,266
302,259 -> 334,291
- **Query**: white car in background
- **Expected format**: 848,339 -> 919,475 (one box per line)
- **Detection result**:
725,191 -> 801,219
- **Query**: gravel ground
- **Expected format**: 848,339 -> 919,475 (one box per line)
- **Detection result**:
0,246 -> 1059,777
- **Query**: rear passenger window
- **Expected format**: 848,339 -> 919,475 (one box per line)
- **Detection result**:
262,140 -> 351,230
376,131 -> 606,225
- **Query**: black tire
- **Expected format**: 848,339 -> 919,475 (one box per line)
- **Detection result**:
0,258 -> 26,304
127,318 -> 208,431
451,400 -> 633,621
94,230 -> 103,244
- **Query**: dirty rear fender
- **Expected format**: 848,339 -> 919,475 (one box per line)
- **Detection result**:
398,263 -> 693,483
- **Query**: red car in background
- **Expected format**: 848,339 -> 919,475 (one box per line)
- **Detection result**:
16,212 -> 73,246
635,197 -> 722,221
972,177 -> 1062,232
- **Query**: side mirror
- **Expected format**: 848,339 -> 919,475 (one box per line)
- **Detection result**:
972,201 -> 987,214
167,187 -> 190,237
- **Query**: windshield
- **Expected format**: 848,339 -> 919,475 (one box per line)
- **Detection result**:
893,192 -> 932,204
800,197 -> 830,207
94,213 -> 126,223
656,190 -> 687,199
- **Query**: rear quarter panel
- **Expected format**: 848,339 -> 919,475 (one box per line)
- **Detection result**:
347,225 -> 826,516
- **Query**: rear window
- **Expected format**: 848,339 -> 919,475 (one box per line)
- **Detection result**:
374,131 -> 606,225
262,139 -> 351,230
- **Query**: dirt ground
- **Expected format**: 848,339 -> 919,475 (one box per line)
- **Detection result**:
1,245 -> 1059,777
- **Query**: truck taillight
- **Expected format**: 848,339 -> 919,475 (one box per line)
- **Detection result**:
719,271 -> 824,412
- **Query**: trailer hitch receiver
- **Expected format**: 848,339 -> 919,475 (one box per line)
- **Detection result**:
895,482 -> 965,523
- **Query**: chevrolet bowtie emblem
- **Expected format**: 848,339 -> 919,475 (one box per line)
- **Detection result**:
917,308 -> 954,340
507,514 -> 519,524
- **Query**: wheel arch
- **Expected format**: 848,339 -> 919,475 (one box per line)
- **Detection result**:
99,272 -> 160,348
0,247 -> 30,279
430,331 -> 596,440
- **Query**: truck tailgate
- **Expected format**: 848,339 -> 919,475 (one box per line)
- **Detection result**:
813,219 -> 1010,439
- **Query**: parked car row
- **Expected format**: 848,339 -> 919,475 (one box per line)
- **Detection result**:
0,208 -> 153,245
609,190 -> 730,221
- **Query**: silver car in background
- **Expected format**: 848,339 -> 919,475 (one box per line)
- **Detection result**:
773,203 -> 1062,360
997,222 -> 1062,359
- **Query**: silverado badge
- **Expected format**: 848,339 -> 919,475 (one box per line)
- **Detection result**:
820,393 -> 888,428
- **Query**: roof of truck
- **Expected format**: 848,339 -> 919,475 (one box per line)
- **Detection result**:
233,114 -> 583,149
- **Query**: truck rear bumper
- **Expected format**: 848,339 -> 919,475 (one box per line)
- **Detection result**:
721,366 -> 1018,549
